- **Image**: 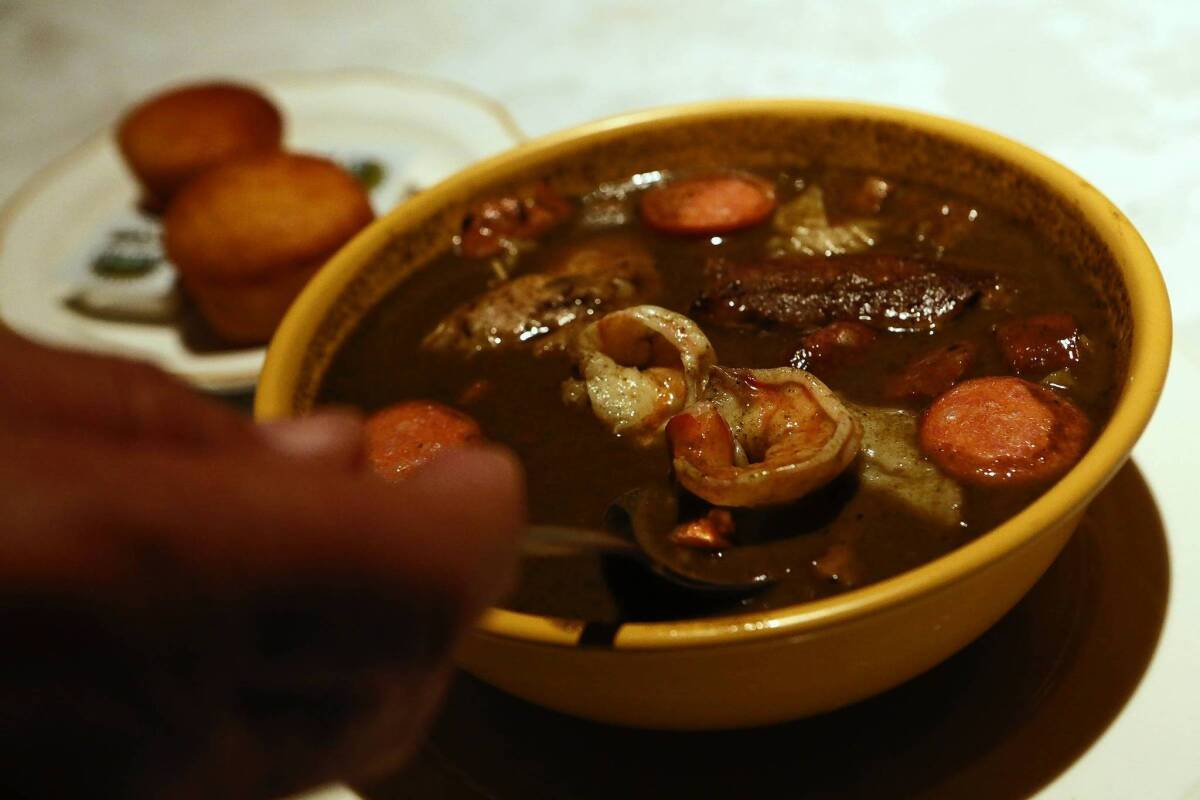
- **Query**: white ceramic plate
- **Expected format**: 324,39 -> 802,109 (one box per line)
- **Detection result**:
0,70 -> 524,393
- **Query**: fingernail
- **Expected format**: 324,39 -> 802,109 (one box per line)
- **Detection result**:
257,410 -> 364,460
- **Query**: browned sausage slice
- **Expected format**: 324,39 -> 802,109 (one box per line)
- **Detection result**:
996,312 -> 1081,375
641,173 -> 777,235
792,321 -> 878,377
459,182 -> 573,259
884,341 -> 977,402
919,377 -> 1090,486
365,401 -> 483,480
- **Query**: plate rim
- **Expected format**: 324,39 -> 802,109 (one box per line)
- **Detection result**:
0,68 -> 525,392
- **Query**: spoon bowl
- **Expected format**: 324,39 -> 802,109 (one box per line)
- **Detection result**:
522,521 -> 775,595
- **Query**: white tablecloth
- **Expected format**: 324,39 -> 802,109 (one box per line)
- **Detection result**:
3,2 -> 1199,797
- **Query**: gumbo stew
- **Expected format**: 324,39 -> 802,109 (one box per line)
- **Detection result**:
319,167 -> 1118,621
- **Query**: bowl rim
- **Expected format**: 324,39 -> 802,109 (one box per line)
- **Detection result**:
256,98 -> 1172,652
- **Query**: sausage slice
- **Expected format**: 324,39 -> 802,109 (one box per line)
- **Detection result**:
669,509 -> 736,550
365,401 -> 483,480
884,341 -> 978,402
792,321 -> 878,377
919,377 -> 1090,486
996,312 -> 1082,375
641,173 -> 777,235
459,182 -> 573,259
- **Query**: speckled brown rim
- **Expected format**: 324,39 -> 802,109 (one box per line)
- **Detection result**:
256,99 -> 1171,652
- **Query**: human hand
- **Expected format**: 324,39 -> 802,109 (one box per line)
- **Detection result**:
0,329 -> 524,799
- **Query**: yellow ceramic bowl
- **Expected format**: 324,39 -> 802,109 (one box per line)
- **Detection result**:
256,100 -> 1170,730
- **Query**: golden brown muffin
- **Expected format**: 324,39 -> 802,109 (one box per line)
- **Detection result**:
163,152 -> 374,345
117,82 -> 283,209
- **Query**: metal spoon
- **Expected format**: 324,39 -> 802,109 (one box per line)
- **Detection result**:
523,525 -> 774,594
522,487 -> 775,595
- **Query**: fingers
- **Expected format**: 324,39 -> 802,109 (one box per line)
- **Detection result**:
0,330 -> 372,467
0,431 -> 526,796
256,410 -> 366,471
1,428 -> 525,620
200,444 -> 526,628
393,447 -> 526,622
0,328 -> 251,449
0,329 -> 528,796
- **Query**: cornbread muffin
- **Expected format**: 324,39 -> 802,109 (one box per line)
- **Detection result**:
117,82 -> 283,209
163,152 -> 374,344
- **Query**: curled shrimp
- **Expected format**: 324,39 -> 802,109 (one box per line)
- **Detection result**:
665,366 -> 862,507
566,305 -> 716,445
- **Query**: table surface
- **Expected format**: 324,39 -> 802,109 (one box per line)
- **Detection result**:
3,2 -> 1199,798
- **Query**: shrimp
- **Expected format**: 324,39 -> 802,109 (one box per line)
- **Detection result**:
566,305 -> 716,445
665,366 -> 862,507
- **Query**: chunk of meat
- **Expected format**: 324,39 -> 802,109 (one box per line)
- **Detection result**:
458,182 -> 573,259
423,236 -> 660,355
641,172 -> 777,235
884,341 -> 978,402
695,254 -> 981,332
791,321 -> 878,376
669,509 -> 736,550
919,377 -> 1091,486
996,312 -> 1082,375
365,401 -> 483,481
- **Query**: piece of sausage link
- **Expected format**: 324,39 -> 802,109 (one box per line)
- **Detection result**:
919,376 -> 1091,486
641,172 -> 777,235
365,401 -> 484,481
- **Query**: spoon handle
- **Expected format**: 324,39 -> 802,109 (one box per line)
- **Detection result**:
522,525 -> 641,558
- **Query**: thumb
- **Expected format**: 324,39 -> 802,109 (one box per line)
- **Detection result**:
0,329 -> 249,448
387,446 -> 526,625
256,410 -> 366,470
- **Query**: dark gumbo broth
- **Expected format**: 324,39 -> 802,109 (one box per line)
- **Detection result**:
319,168 -> 1118,622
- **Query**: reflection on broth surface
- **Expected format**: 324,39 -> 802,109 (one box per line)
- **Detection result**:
319,167 -> 1119,621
